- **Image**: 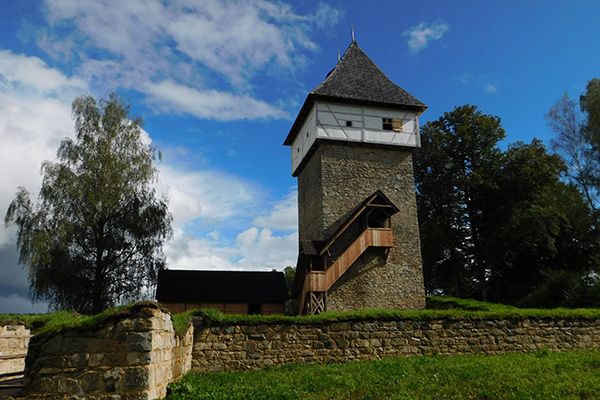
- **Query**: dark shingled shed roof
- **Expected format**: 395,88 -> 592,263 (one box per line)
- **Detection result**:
284,40 -> 427,146
155,269 -> 288,304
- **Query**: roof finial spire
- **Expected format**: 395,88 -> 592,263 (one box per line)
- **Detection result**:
351,25 -> 356,42
337,50 -> 341,62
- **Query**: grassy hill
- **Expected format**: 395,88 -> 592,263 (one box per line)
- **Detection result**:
166,350 -> 600,400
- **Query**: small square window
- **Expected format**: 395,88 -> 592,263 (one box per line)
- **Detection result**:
382,118 -> 393,130
345,120 -> 353,127
383,118 -> 404,132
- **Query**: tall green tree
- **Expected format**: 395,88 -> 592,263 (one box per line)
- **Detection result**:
580,79 -> 600,151
579,79 -> 600,210
415,105 -> 505,300
415,105 -> 600,305
487,140 -> 598,304
546,84 -> 599,211
5,94 -> 172,314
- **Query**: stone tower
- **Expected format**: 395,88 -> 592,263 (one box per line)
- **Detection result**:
284,40 -> 427,314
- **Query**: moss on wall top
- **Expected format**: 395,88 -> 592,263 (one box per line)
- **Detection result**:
3,297 -> 599,337
188,297 -> 600,327
0,301 -> 168,336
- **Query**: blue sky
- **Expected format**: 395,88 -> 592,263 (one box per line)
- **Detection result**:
1,0 -> 599,312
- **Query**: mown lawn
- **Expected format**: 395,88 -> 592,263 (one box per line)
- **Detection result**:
166,350 -> 600,400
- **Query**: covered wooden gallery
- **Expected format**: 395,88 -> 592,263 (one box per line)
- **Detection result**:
155,269 -> 289,315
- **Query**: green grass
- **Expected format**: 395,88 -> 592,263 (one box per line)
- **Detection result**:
166,350 -> 600,400
3,296 -> 599,337
171,309 -> 196,336
425,295 -> 518,311
187,298 -> 600,327
0,301 -> 162,336
0,311 -> 79,333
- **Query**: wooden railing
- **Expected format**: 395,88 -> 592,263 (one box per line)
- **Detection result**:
300,228 -> 393,313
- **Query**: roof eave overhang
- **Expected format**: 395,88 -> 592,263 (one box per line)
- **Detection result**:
283,94 -> 428,146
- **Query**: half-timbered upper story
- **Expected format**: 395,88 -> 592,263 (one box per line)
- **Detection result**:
283,40 -> 427,176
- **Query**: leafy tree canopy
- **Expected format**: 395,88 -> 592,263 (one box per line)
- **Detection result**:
415,105 -> 599,306
547,79 -> 600,211
5,94 -> 172,314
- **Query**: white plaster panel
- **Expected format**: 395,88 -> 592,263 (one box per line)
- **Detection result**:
317,111 -> 338,125
318,103 -> 359,114
333,112 -> 363,122
292,101 -> 420,174
344,128 -> 362,141
391,132 -> 418,146
364,116 -> 383,130
322,127 -> 348,139
403,118 -> 415,132
292,105 -> 316,173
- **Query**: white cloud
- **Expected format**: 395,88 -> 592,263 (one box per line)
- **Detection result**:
0,50 -> 86,97
164,226 -> 297,271
41,0 -> 342,119
455,73 -> 500,94
164,230 -> 238,271
0,51 -> 85,312
145,80 -> 287,121
0,51 -> 86,248
312,3 -> 344,29
235,227 -> 297,268
404,22 -> 449,53
254,190 -> 297,231
155,164 -> 298,272
484,83 -> 497,94
158,165 -> 261,228
161,188 -> 299,272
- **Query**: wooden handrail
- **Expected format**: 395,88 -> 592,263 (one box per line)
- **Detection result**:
300,228 -> 393,313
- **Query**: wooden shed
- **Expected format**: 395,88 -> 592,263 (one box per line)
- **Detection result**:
155,270 -> 288,315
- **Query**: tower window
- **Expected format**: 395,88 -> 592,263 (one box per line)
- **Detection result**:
345,120 -> 353,127
382,118 -> 404,132
306,131 -> 310,137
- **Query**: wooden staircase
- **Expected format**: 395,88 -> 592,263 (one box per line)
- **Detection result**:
300,227 -> 393,314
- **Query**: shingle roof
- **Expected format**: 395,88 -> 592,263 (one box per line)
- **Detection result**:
313,41 -> 426,108
284,40 -> 427,145
155,270 -> 288,304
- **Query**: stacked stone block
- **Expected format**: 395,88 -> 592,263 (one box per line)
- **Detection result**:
192,317 -> 600,372
0,324 -> 30,377
19,304 -> 192,400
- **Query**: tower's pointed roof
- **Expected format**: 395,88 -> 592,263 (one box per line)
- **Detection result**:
313,40 -> 426,108
284,40 -> 427,145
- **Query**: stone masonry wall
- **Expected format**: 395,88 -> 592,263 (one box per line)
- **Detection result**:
170,323 -> 193,385
0,324 -> 30,377
191,317 -> 600,372
297,144 -> 323,242
297,141 -> 425,311
19,304 -> 192,400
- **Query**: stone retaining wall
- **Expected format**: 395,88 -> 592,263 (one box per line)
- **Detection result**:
19,304 -> 192,400
191,317 -> 600,372
9,306 -> 600,398
0,324 -> 30,378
